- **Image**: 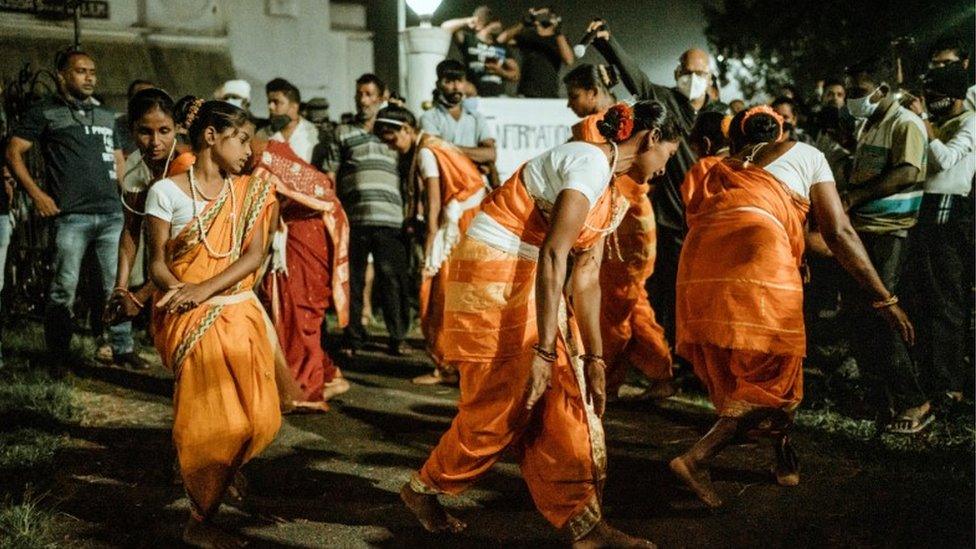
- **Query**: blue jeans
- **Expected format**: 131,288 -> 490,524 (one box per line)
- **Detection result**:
0,215 -> 10,366
45,212 -> 133,355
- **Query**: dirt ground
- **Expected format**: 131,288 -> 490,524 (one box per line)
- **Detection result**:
17,335 -> 968,549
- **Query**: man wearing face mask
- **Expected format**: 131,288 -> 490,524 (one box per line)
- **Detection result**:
839,56 -> 931,435
772,96 -> 814,144
588,20 -> 714,350
904,63 -> 974,409
419,60 -> 497,166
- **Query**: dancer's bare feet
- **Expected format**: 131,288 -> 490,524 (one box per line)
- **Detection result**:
670,455 -> 723,508
573,520 -> 657,548
182,518 -> 247,548
772,436 -> 800,487
400,482 -> 466,533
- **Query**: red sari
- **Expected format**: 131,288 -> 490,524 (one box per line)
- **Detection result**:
255,140 -> 350,402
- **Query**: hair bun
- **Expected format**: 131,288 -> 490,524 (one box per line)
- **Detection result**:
597,103 -> 635,142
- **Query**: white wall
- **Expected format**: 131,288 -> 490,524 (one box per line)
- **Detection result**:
219,0 -> 374,118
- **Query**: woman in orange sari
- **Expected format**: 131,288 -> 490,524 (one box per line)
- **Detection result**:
146,98 -> 281,548
401,101 -> 679,547
671,107 -> 915,508
104,89 -> 195,363
565,64 -> 675,400
372,105 -> 487,386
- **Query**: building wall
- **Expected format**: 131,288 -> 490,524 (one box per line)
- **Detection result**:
0,0 -> 375,118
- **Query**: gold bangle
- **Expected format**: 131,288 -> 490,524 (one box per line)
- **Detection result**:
532,344 -> 557,363
580,354 -> 606,367
871,295 -> 899,309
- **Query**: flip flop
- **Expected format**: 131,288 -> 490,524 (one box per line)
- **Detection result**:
885,410 -> 935,435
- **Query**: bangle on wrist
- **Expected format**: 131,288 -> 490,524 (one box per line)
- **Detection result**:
580,354 -> 606,367
532,343 -> 557,363
871,294 -> 899,309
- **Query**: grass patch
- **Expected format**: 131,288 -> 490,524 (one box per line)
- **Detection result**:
0,370 -> 80,428
0,431 -> 64,473
0,489 -> 60,549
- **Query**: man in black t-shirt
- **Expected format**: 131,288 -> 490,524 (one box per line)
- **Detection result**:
498,7 -> 574,98
441,7 -> 520,97
4,48 -> 143,369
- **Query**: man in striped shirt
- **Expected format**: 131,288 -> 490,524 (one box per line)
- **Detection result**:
324,74 -> 412,356
839,57 -> 931,434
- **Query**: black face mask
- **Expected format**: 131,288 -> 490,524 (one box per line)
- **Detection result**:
269,114 -> 292,133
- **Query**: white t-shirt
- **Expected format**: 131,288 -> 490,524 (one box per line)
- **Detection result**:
418,147 -> 440,179
521,142 -> 611,208
761,142 -> 834,199
145,178 -> 210,237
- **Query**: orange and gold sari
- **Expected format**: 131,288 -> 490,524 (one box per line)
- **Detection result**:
572,113 -> 672,394
152,174 -> 285,519
414,156 -> 626,539
412,135 -> 486,367
677,159 -> 809,416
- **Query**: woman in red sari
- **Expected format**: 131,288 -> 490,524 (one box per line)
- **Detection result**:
671,106 -> 915,508
146,98 -> 281,548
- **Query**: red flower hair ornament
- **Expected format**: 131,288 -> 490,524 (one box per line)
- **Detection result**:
600,102 -> 635,142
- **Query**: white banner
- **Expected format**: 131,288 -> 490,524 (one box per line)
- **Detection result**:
476,97 -> 579,182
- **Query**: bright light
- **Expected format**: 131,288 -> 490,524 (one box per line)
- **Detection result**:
405,0 -> 443,19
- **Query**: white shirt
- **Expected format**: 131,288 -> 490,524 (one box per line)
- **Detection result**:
271,117 -> 319,164
522,142 -> 611,208
145,178 -> 210,237
925,111 -> 975,196
762,142 -> 835,199
419,147 -> 440,179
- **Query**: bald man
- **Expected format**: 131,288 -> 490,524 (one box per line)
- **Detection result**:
590,20 -> 715,351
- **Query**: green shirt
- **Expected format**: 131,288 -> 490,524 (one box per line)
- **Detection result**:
846,98 -> 927,233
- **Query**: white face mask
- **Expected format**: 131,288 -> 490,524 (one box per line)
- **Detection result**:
676,73 -> 709,101
846,88 -> 880,119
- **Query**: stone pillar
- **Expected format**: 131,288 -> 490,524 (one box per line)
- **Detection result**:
400,25 -> 450,116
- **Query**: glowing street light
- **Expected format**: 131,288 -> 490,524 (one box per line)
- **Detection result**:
405,0 -> 443,27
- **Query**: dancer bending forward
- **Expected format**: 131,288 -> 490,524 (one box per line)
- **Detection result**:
402,101 -> 679,547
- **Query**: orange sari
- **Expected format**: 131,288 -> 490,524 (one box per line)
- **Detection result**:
677,159 -> 809,416
413,135 -> 486,366
414,156 -> 626,538
152,174 -> 284,519
572,114 -> 672,393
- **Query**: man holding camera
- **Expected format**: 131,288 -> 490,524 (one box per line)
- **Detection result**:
498,7 -> 574,98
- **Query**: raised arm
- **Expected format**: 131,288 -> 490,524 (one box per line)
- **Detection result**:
811,182 -> 914,345
589,21 -> 658,99
497,22 -> 524,46
441,16 -> 475,43
555,33 -> 575,66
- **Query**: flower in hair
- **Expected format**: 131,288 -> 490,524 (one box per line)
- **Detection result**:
740,104 -> 784,134
606,102 -> 635,142
184,98 -> 205,129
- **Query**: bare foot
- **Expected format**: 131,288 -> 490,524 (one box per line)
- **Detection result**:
225,471 -> 249,505
773,437 -> 800,487
287,400 -> 330,414
573,520 -> 657,548
182,518 -> 247,548
400,482 -> 466,533
670,455 -> 723,508
638,381 -> 677,401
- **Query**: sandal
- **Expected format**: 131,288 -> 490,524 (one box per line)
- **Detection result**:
885,410 -> 935,435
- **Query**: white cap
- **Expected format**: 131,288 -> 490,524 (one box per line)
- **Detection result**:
218,79 -> 251,101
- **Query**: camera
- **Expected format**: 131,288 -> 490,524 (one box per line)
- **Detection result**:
524,8 -> 560,29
